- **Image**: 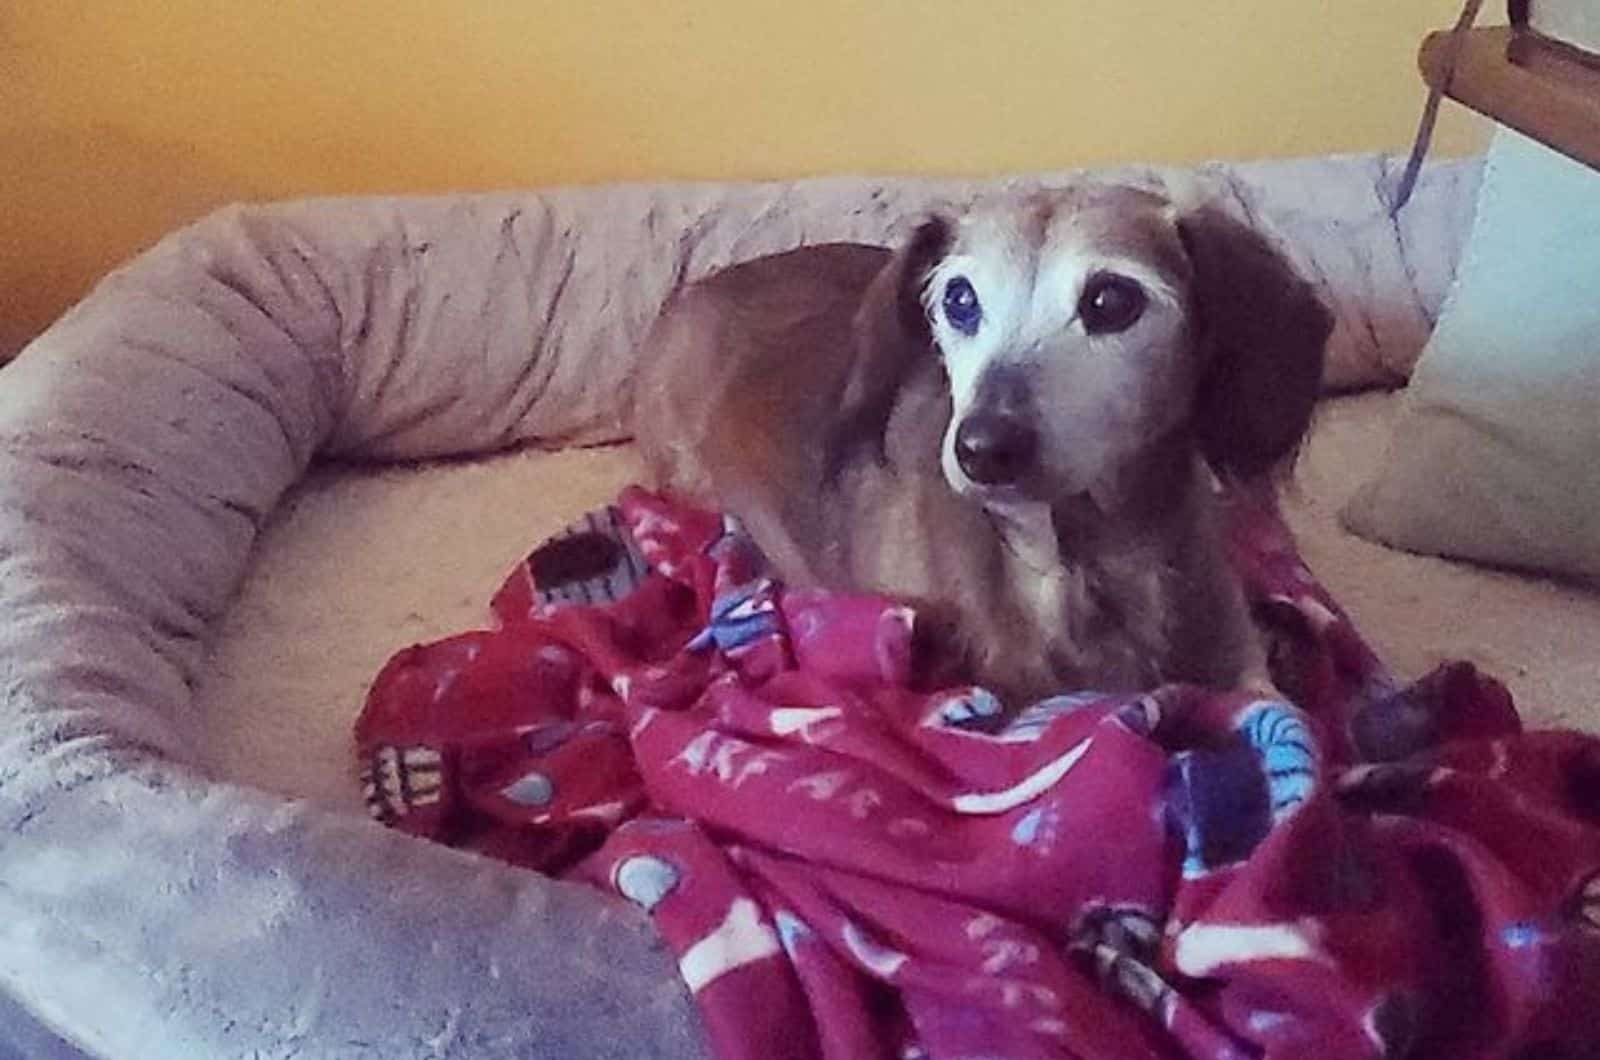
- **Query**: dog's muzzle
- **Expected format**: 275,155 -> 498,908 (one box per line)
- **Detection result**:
954,411 -> 1038,486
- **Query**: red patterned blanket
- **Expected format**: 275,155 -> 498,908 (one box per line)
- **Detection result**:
357,486 -> 1600,1059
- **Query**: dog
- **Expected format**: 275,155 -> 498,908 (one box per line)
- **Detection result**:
631,184 -> 1331,706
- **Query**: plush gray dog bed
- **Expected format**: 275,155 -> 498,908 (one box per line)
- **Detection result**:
4,153 -> 1592,1058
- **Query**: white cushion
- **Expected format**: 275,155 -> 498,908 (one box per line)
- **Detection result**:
1344,128 -> 1600,581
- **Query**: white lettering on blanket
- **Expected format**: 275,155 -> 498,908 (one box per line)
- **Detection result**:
679,898 -> 783,993
674,731 -> 785,788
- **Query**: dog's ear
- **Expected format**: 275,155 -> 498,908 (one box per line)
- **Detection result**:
835,216 -> 952,451
1177,206 -> 1332,480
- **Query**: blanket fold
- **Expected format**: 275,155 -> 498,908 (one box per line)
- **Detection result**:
356,486 -> 1600,1060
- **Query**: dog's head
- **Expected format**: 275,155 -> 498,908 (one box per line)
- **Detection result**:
854,185 -> 1331,514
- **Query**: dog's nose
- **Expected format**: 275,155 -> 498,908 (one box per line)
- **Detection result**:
954,413 -> 1038,485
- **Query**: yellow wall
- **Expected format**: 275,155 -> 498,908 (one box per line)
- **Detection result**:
2,1 -> 1485,357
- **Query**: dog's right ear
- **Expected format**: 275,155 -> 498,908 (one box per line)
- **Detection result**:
835,216 -> 952,454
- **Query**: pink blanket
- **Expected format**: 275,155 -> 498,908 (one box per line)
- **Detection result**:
356,486 -> 1600,1059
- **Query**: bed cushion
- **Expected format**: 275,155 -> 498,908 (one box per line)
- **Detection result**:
0,155 -> 1488,1056
1343,128 -> 1600,581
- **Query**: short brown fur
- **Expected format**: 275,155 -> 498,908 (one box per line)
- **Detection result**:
631,186 -> 1330,706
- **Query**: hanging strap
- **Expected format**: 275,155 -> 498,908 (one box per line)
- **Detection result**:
1386,0 -> 1490,216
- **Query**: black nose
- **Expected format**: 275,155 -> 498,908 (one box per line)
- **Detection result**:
954,412 -> 1038,485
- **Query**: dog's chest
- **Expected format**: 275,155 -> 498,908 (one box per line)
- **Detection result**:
839,473 -> 1176,697
995,547 -> 1173,695
1014,563 -> 1073,635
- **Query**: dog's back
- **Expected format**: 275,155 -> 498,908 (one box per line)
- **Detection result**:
633,242 -> 900,588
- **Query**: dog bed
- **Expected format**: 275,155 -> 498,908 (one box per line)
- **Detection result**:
3,153 -> 1596,1057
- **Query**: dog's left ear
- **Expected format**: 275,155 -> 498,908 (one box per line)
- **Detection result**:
1177,205 -> 1332,480
835,216 -> 952,450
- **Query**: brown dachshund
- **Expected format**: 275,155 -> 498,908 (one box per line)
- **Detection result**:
632,185 -> 1330,706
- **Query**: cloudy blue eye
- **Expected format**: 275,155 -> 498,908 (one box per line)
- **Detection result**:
942,276 -> 982,335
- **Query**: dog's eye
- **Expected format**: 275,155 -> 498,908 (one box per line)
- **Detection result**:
942,276 -> 982,335
1079,274 -> 1147,334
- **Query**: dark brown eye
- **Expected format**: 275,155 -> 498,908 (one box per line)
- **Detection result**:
1078,273 -> 1147,334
